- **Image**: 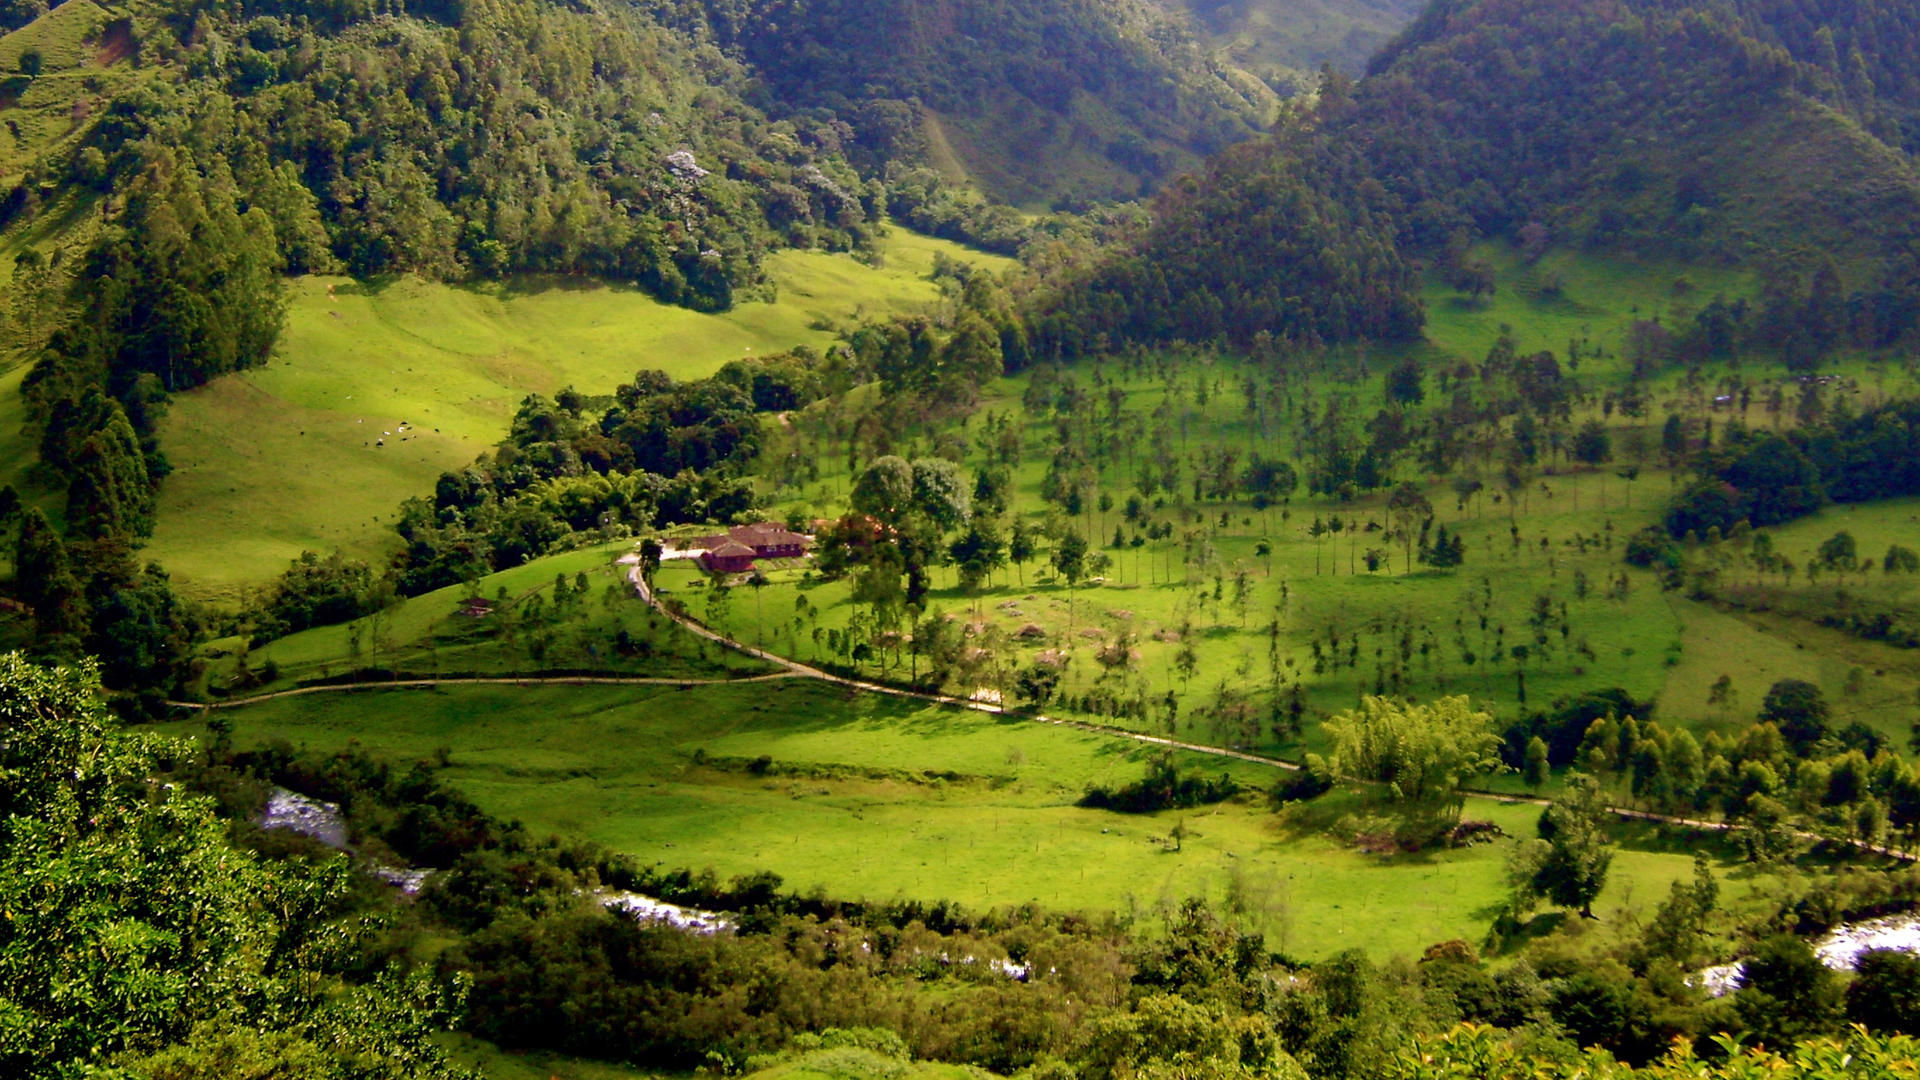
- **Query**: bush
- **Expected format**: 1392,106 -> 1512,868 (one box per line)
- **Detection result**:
1847,949 -> 1920,1034
1080,753 -> 1239,813
1272,753 -> 1334,802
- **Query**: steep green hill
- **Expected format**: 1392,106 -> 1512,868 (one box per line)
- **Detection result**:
1352,0 -> 1920,275
1067,0 -> 1920,357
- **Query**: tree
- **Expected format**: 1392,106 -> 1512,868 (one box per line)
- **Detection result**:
13,507 -> 89,650
1054,529 -> 1090,625
64,398 -> 155,542
0,655 -> 469,1078
1760,678 -> 1830,753
850,455 -> 915,525
909,457 -> 972,532
1661,413 -> 1687,461
1519,772 -> 1614,919
1322,695 -> 1503,815
1523,735 -> 1550,789
1885,544 -> 1920,576
1386,482 -> 1433,573
1385,357 -> 1424,405
1423,524 -> 1464,569
1817,531 -> 1859,582
1571,419 -> 1612,467
1735,935 -> 1845,1048
1015,663 -> 1060,707
1009,519 -> 1036,584
949,519 -> 1008,592
1847,949 -> 1920,1035
638,537 -> 662,584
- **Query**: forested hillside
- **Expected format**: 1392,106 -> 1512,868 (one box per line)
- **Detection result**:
644,0 -> 1275,205
1155,0 -> 1424,93
1061,0 -> 1920,357
1029,121 -> 1425,355
1353,0 -> 1920,272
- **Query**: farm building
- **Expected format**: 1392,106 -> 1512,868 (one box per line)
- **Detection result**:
692,522 -> 814,572
701,540 -> 759,574
729,522 -> 810,558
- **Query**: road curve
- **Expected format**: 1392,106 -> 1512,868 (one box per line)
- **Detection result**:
167,671 -> 800,711
627,562 -> 1915,862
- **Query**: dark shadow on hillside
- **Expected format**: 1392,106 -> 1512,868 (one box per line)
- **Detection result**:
491,273 -> 642,300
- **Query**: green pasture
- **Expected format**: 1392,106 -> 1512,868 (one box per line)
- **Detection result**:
138,231 -> 1013,604
1661,497 -> 1920,742
737,246 -> 1920,755
749,389 -> 1685,759
659,470 -> 1688,762
199,540 -> 772,694
1418,246 -> 1754,384
183,679 -> 1750,961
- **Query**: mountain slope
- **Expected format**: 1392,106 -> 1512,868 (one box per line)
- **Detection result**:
1069,0 -> 1920,356
1349,0 -> 1920,273
646,0 -> 1275,205
1155,0 -> 1425,94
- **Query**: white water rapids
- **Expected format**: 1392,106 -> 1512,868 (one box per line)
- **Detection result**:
1693,911 -> 1920,997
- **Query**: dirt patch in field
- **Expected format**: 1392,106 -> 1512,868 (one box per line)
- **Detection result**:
96,19 -> 136,66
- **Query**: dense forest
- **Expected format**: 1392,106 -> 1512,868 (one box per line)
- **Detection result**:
646,0 -> 1273,201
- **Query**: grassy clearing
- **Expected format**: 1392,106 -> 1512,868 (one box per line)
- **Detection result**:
1663,497 -> 1920,743
136,232 -> 1013,603
1417,246 -> 1753,379
182,678 -> 1751,961
197,540 -> 771,695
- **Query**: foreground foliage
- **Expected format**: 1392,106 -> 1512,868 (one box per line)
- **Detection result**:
0,653 -> 470,1077
1393,1023 -> 1920,1079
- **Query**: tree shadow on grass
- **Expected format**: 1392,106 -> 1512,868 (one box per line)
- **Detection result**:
487,273 -> 634,301
1482,910 -> 1569,957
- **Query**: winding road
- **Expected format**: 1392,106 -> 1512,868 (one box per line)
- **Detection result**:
169,558 -> 1913,864
624,559 -> 1915,863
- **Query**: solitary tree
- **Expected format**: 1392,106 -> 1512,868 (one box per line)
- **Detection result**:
1523,736 -> 1550,790
1886,544 -> 1920,576
1817,531 -> 1859,583
1054,529 -> 1089,626
1760,678 -> 1830,753
1387,483 -> 1433,573
1510,772 -> 1614,919
1571,420 -> 1612,467
1009,519 -> 1036,585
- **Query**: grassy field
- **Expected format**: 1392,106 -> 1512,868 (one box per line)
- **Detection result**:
134,232 -> 1014,604
1666,497 -> 1920,737
735,246 -> 1920,758
182,677 -> 1752,961
198,540 -> 773,696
